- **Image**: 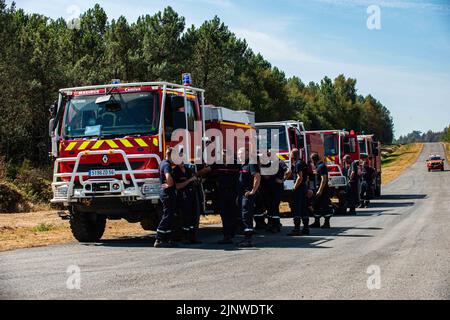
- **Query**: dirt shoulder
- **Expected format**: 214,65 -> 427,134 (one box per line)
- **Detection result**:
381,143 -> 423,185
0,210 -> 221,252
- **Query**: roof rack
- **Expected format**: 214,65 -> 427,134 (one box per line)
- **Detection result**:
59,81 -> 205,94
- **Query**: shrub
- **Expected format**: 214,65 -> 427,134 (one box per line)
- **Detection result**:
14,165 -> 52,203
32,223 -> 55,232
0,181 -> 30,213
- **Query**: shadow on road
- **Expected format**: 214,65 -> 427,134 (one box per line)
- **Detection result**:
379,194 -> 427,200
88,222 -> 379,251
369,201 -> 415,208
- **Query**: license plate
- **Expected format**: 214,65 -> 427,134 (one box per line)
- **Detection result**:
88,169 -> 115,177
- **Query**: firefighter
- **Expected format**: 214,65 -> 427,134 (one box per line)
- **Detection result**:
360,155 -> 376,208
288,148 -> 310,236
263,150 -> 290,233
343,154 -> 360,215
213,149 -> 240,244
154,147 -> 177,248
309,153 -> 333,229
173,148 -> 202,245
253,155 -> 269,230
237,147 -> 261,247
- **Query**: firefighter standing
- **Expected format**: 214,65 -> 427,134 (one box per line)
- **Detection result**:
288,148 -> 310,236
263,150 -> 290,233
173,149 -> 202,245
155,147 -> 177,248
360,155 -> 376,208
213,149 -> 240,244
310,153 -> 333,229
237,147 -> 261,247
343,155 -> 360,215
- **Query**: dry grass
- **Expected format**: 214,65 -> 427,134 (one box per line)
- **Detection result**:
0,210 -> 223,252
381,143 -> 423,185
443,142 -> 450,162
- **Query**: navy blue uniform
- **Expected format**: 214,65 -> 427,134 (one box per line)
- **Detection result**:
313,161 -> 333,218
173,165 -> 197,233
360,165 -> 375,202
344,160 -> 360,211
257,160 -> 288,228
238,162 -> 260,235
292,159 -> 309,226
213,164 -> 240,237
157,160 -> 176,240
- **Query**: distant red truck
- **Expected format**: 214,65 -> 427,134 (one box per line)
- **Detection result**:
426,155 -> 445,172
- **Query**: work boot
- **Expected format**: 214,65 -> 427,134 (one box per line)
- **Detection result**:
268,219 -> 281,233
365,200 -> 370,208
301,226 -> 310,235
254,220 -> 267,230
349,207 -> 356,215
154,239 -> 178,248
309,218 -> 321,228
187,229 -> 202,245
321,217 -> 331,229
181,230 -> 192,244
358,202 -> 365,208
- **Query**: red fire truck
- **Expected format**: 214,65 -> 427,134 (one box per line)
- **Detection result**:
49,81 -> 255,242
305,130 -> 360,213
255,120 -> 307,200
358,134 -> 382,196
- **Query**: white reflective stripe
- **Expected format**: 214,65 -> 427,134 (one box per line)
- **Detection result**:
244,228 -> 254,232
253,214 -> 265,217
157,229 -> 172,234
182,227 -> 190,231
271,216 -> 281,219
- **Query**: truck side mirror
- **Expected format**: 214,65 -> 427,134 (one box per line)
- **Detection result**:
49,118 -> 55,137
49,101 -> 57,117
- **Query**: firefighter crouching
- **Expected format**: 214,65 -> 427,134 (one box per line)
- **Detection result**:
343,155 -> 360,215
288,148 -> 310,236
310,153 -> 333,229
360,155 -> 376,208
155,147 -> 177,248
237,147 -> 261,247
173,148 -> 202,245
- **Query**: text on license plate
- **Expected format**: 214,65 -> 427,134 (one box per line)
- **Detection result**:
89,169 -> 115,177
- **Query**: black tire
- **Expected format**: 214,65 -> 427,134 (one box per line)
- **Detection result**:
69,207 -> 106,242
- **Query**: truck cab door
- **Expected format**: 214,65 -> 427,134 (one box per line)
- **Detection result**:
163,95 -> 198,162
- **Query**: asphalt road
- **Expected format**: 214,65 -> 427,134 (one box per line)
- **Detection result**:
1,143 -> 449,300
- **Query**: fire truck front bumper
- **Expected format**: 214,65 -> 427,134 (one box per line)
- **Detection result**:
51,179 -> 161,204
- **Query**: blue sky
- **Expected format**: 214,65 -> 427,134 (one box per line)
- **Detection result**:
9,0 -> 450,137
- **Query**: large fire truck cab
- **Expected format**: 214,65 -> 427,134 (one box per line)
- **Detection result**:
358,134 -> 382,196
49,81 -> 254,242
305,129 -> 360,213
255,120 -> 307,200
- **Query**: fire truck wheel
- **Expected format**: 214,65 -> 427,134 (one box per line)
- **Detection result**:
69,207 -> 106,242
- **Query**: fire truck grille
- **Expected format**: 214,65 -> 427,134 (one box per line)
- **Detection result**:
69,161 -> 145,172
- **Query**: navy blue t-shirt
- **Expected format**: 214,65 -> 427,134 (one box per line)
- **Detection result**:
315,161 -> 329,192
293,159 -> 308,185
173,165 -> 194,191
239,163 -> 260,192
212,163 -> 240,190
159,159 -> 175,192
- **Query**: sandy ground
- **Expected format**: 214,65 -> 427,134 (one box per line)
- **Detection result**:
0,143 -> 423,252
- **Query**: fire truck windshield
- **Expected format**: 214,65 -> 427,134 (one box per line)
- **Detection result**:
63,92 -> 159,139
324,134 -> 338,156
257,126 -> 289,152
